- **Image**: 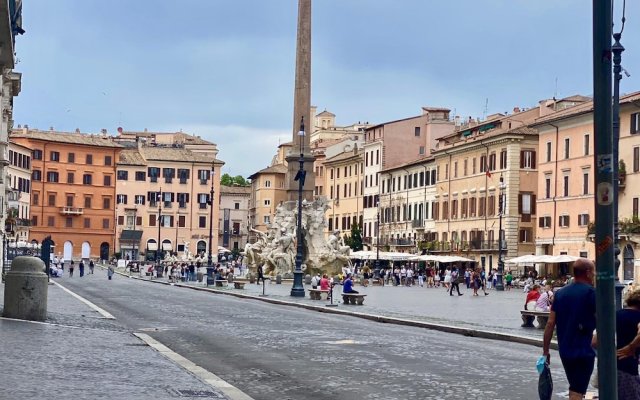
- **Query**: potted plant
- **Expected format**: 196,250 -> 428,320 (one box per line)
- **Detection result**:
619,160 -> 627,187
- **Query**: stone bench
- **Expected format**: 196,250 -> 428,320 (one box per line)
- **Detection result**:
215,280 -> 228,287
233,282 -> 246,289
342,293 -> 367,305
520,310 -> 550,329
308,288 -> 330,300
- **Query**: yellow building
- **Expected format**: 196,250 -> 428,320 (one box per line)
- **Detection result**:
324,143 -> 364,236
248,164 -> 288,234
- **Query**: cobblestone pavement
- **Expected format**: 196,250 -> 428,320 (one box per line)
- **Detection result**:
0,280 -> 230,400
59,272 -> 576,399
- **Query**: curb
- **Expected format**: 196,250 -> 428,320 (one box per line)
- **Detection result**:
117,268 -> 557,350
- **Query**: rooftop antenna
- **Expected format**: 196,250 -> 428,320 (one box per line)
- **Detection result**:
554,77 -> 559,111
482,98 -> 489,120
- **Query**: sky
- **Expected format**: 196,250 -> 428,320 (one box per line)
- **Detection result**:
13,0 -> 640,178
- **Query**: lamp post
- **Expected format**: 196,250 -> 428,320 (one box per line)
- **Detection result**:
155,188 -> 163,277
206,162 -> 216,285
374,201 -> 380,278
612,30 -> 626,310
132,203 -> 138,262
495,174 -> 506,291
290,116 -> 306,297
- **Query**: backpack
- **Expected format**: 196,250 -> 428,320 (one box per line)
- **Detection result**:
451,271 -> 458,281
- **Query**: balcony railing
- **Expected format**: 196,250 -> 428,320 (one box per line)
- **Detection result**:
16,218 -> 31,227
422,240 -> 501,252
60,207 -> 83,215
381,238 -> 414,246
412,220 -> 425,229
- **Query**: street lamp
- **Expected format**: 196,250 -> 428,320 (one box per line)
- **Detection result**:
155,188 -> 163,277
206,162 -> 216,285
612,30 -> 626,309
495,174 -> 506,291
290,116 -> 306,297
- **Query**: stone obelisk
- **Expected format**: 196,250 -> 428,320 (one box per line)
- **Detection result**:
285,0 -> 315,202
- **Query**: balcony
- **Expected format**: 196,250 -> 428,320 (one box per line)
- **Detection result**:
424,240 -> 501,252
412,220 -> 425,229
382,238 -> 414,247
60,207 -> 83,215
16,218 -> 31,227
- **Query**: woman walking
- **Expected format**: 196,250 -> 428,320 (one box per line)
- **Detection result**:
444,267 -> 452,290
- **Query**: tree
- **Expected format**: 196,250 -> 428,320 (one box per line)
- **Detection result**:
220,173 -> 250,187
344,221 -> 363,251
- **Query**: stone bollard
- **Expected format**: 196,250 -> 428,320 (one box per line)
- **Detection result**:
276,274 -> 282,284
248,273 -> 256,284
3,256 -> 49,321
304,274 -> 312,284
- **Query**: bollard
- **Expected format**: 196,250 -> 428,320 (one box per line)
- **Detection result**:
248,273 -> 256,284
276,274 -> 282,284
304,274 -> 311,285
3,256 -> 49,321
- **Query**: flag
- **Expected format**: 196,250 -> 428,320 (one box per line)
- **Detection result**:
485,162 -> 492,178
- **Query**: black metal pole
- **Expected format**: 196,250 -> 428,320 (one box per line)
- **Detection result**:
495,175 -> 505,291
593,0 -> 617,396
133,206 -> 137,262
612,31 -> 625,310
291,116 -> 306,297
375,203 -> 380,279
207,164 -> 215,285
156,188 -> 162,278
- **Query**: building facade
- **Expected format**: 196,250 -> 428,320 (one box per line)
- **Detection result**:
6,141 -> 31,244
248,164 -> 288,236
11,129 -> 122,261
218,185 -> 251,252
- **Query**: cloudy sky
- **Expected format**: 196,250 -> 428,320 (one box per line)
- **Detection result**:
13,1 -> 640,178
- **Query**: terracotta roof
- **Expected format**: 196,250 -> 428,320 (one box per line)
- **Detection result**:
119,149 -> 146,166
220,185 -> 251,195
380,156 -> 435,173
248,163 -> 287,179
533,91 -> 640,126
121,131 -> 216,146
11,130 -> 123,148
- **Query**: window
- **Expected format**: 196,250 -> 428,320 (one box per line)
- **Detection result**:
634,147 -> 640,173
488,195 -> 495,216
584,134 -> 590,156
32,170 -> 42,181
66,195 -> 74,207
578,213 -> 590,226
135,171 -> 146,181
478,197 -> 486,217
117,216 -> 124,225
545,175 -> 551,199
198,193 -> 210,209
50,151 -> 60,162
264,199 -> 271,206
442,201 -> 449,219
634,197 -> 639,218
86,154 -> 93,165
163,168 -> 175,183
546,142 -> 552,162
518,193 -> 535,222
631,112 -> 640,134
234,202 -> 240,210
33,193 -> 39,206
470,197 -> 476,217
178,168 -> 189,184
47,216 -> 55,227
84,218 -> 90,228
463,159 -> 468,176
47,193 -> 56,206
453,162 -> 458,178
583,171 -> 589,195
135,195 -> 145,205
472,158 -> 476,174
414,127 -> 420,137
263,215 -> 270,224
116,194 -> 128,204
199,216 -> 206,228
559,215 -> 570,227
104,155 -> 112,166
539,216 -> 552,228
461,198 -> 468,218
177,193 -> 188,208
488,153 -> 496,171
33,149 -> 42,160
444,164 -> 449,180
117,170 -> 128,180
103,175 -> 112,186
564,138 -> 570,159
178,215 -> 186,228
67,172 -> 74,184
520,150 -> 536,169
500,149 -> 507,170
563,175 -> 570,197
264,180 -> 271,188
83,174 -> 92,185
102,218 -> 110,229
148,167 -> 160,182
84,196 -> 92,208
451,200 -> 458,219
149,215 -> 156,227
480,155 -> 487,172
47,171 -> 59,182
519,228 -> 533,243
103,197 -> 111,209
68,153 -> 75,163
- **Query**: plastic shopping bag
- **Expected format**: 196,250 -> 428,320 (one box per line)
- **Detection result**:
537,356 -> 553,400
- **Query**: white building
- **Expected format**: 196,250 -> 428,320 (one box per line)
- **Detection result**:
6,141 -> 30,244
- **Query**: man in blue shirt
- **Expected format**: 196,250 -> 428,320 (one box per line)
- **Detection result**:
343,273 -> 358,294
542,258 -> 596,400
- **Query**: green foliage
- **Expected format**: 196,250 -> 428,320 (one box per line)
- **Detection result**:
347,222 -> 363,251
620,217 -> 640,234
220,173 -> 250,187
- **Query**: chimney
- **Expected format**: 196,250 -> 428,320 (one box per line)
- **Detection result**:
75,128 -> 80,133
513,107 -> 521,113
49,126 -> 54,131
454,116 -> 460,126
101,128 -> 107,135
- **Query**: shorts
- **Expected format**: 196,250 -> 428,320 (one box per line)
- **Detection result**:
561,357 -> 595,394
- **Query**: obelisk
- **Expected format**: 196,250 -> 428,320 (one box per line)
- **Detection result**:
285,0 -> 315,202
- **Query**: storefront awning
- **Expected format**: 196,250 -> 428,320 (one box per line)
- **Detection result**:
162,242 -> 173,251
147,242 -> 158,251
120,230 -> 143,242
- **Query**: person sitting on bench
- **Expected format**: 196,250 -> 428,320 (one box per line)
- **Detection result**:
343,273 -> 358,294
